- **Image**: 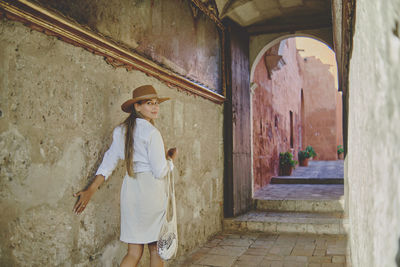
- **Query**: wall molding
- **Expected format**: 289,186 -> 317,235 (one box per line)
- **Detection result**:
0,0 -> 226,104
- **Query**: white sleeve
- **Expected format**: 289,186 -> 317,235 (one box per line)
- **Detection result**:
148,129 -> 174,179
95,126 -> 125,180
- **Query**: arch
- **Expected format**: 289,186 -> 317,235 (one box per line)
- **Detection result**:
250,33 -> 333,83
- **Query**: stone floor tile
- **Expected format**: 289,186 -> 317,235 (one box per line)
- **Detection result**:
283,255 -> 308,262
250,240 -> 275,249
321,263 -> 345,267
308,264 -> 322,267
269,246 -> 293,256
308,256 -> 333,263
218,238 -> 254,247
208,245 -> 248,257
258,259 -> 284,267
195,254 -> 237,267
283,262 -> 307,267
182,247 -> 212,264
244,247 -> 271,256
313,248 -> 326,256
326,247 -> 346,255
290,247 -> 315,256
234,254 -> 264,266
263,253 -> 284,261
332,255 -> 346,263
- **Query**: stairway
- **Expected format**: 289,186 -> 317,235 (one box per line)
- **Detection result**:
223,161 -> 345,235
223,196 -> 345,235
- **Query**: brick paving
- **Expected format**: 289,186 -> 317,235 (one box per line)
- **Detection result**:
173,232 -> 349,267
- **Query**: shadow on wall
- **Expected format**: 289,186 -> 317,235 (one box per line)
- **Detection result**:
396,237 -> 400,267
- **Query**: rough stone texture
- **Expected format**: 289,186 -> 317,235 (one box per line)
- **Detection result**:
297,55 -> 342,160
0,19 -> 224,266
34,0 -> 222,93
347,0 -> 400,266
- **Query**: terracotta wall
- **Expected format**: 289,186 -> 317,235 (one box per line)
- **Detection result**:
252,39 -> 302,191
252,38 -> 343,191
297,55 -> 343,160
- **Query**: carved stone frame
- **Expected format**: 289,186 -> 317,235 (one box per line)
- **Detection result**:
0,0 -> 226,104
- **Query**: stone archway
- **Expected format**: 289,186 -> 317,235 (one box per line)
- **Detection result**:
249,35 -> 342,192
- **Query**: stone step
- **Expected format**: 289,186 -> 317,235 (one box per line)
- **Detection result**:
271,176 -> 344,184
223,210 -> 345,235
255,198 -> 344,213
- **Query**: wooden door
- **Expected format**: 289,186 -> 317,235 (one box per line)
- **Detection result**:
224,19 -> 252,217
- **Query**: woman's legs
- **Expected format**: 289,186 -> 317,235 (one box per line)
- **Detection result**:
148,242 -> 164,267
120,243 -> 144,267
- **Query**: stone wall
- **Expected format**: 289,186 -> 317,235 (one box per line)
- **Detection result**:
33,0 -> 222,93
347,0 -> 400,266
0,18 -> 224,266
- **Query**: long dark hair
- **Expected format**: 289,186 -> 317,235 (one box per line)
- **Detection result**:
122,100 -> 154,177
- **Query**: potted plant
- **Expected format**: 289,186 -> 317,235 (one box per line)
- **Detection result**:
305,145 -> 317,160
279,152 -> 298,176
298,150 -> 310,166
337,145 -> 344,160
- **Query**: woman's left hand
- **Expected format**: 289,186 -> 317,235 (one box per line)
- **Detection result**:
73,189 -> 94,214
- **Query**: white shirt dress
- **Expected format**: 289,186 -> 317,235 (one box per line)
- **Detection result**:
96,118 -> 173,244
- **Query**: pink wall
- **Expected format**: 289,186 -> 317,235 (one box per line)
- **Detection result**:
252,39 -> 302,191
252,38 -> 343,192
297,55 -> 343,160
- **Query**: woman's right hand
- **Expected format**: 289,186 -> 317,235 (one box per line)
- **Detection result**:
167,147 -> 178,160
73,189 -> 94,214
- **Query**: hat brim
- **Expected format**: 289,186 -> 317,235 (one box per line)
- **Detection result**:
121,97 -> 170,113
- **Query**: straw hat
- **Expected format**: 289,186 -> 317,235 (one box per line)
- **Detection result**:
121,85 -> 170,113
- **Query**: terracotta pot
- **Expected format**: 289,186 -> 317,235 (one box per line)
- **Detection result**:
338,153 -> 344,160
279,165 -> 293,176
299,157 -> 309,166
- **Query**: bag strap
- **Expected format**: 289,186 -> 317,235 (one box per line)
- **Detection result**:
164,169 -> 176,223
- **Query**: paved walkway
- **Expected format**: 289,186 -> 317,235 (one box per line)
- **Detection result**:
287,160 -> 344,179
254,184 -> 344,200
255,161 -> 345,201
173,232 -> 349,267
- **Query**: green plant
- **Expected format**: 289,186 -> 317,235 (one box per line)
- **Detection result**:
298,150 -> 310,160
305,146 -> 316,158
279,152 -> 298,168
337,145 -> 344,155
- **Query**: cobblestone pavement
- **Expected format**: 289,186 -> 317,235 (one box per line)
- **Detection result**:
173,232 -> 349,267
287,161 -> 344,179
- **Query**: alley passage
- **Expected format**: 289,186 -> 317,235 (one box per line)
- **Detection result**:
175,161 -> 347,266
174,232 -> 348,267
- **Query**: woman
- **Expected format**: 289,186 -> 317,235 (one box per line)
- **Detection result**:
73,85 -> 178,267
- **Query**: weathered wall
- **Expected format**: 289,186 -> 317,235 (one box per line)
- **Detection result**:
252,39 -> 302,191
0,18 -> 224,266
297,55 -> 342,160
34,0 -> 222,94
347,0 -> 400,266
